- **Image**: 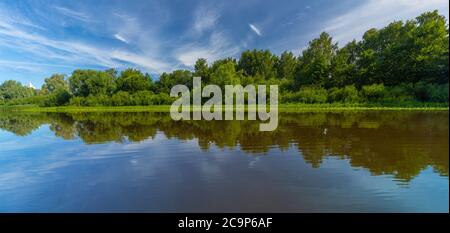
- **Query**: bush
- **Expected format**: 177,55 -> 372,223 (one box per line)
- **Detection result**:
383,84 -> 414,102
429,83 -> 449,102
5,95 -> 47,106
42,89 -> 71,107
411,82 -> 449,102
111,91 -> 132,106
132,91 -> 154,105
412,81 -> 431,102
83,95 -> 101,106
152,93 -> 173,105
281,87 -> 327,103
327,85 -> 360,103
69,97 -> 85,106
361,84 -> 385,102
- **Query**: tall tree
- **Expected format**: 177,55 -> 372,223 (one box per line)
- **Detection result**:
330,40 -> 359,88
210,61 -> 242,87
238,49 -> 278,81
194,58 -> 210,83
412,10 -> 449,84
276,51 -> 297,81
41,74 -> 69,94
69,70 -> 116,97
295,32 -> 338,88
116,68 -> 153,94
156,70 -> 193,93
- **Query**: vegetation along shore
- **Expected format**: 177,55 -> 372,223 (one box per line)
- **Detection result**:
1,11 -> 448,110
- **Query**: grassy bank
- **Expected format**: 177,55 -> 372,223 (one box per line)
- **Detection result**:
2,103 -> 448,113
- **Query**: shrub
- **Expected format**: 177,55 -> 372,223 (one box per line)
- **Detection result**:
111,91 -> 132,106
327,85 -> 360,103
152,93 -> 173,105
410,82 -> 449,102
428,83 -> 449,102
132,90 -> 154,105
42,89 -> 71,107
412,81 -> 431,102
383,84 -> 414,102
69,97 -> 85,106
282,87 -> 327,103
6,95 -> 47,106
84,95 -> 102,106
361,83 -> 385,102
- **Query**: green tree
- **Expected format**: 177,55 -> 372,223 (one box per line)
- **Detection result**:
411,10 -> 449,84
194,58 -> 210,83
42,89 -> 71,107
276,51 -> 297,81
0,80 -> 35,100
330,40 -> 359,88
156,70 -> 193,93
210,61 -> 242,87
69,69 -> 116,97
116,68 -> 153,94
238,49 -> 277,80
41,74 -> 69,94
295,32 -> 338,88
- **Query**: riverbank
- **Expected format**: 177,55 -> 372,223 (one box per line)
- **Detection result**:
1,103 -> 448,113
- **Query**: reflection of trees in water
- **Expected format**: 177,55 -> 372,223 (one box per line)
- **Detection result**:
0,112 -> 49,136
0,111 -> 448,181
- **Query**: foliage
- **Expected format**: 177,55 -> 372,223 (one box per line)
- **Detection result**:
42,89 -> 71,107
238,49 -> 277,80
0,80 -> 35,100
361,84 -> 385,102
282,87 -> 327,104
0,11 -> 449,107
210,61 -> 242,87
295,32 -> 338,88
327,85 -> 360,103
41,74 -> 69,94
69,69 -> 116,97
116,68 -> 153,94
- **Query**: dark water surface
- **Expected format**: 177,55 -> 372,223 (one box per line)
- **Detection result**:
0,111 -> 448,212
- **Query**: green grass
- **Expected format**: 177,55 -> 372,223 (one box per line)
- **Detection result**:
1,103 -> 448,113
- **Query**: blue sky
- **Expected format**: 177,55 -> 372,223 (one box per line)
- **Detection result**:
0,0 -> 448,87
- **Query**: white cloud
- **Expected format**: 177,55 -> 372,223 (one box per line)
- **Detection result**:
175,32 -> 240,67
53,6 -> 95,22
0,60 -> 77,72
249,23 -> 262,36
114,34 -> 129,43
193,7 -> 220,33
0,7 -> 172,74
110,51 -> 170,73
323,0 -> 449,45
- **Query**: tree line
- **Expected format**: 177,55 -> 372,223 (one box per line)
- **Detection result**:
0,10 -> 448,107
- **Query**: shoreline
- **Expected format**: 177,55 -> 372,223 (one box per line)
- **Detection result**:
1,104 -> 448,113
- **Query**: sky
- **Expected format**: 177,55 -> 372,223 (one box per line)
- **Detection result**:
0,0 -> 448,87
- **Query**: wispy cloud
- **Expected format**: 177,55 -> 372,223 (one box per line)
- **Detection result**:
193,6 -> 220,34
53,6 -> 94,22
249,24 -> 262,36
0,5 -> 171,74
175,32 -> 240,67
323,0 -> 449,44
114,34 -> 129,43
110,51 -> 170,73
